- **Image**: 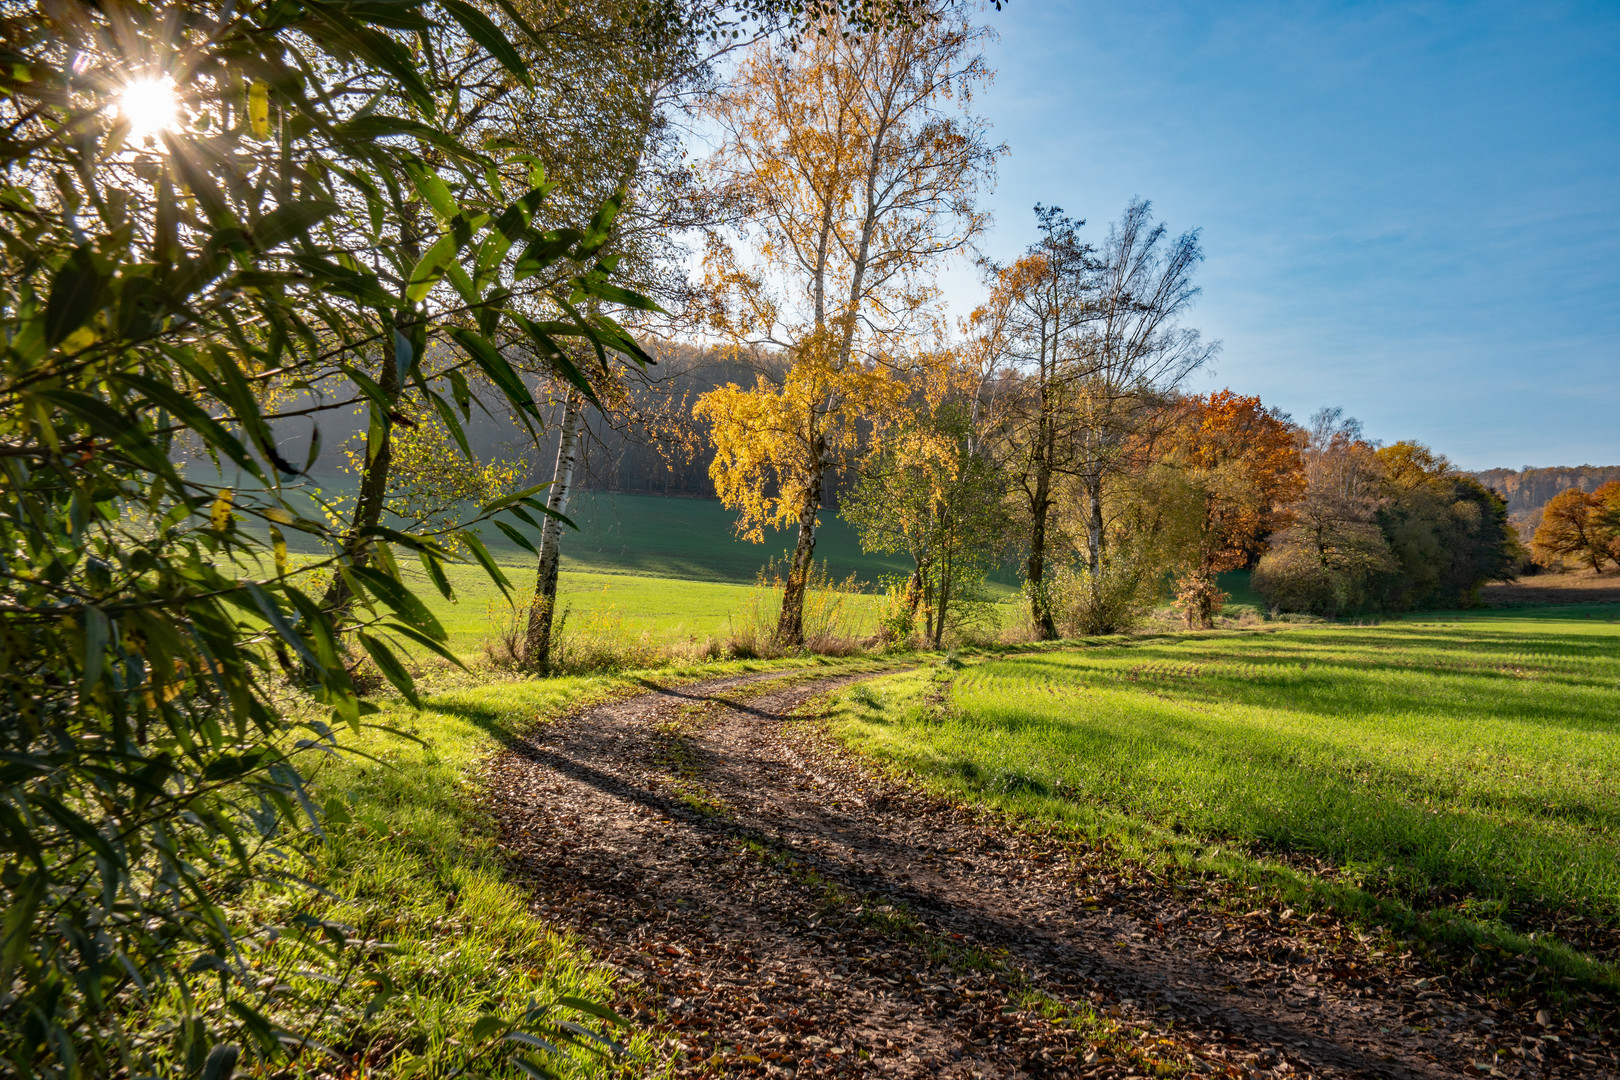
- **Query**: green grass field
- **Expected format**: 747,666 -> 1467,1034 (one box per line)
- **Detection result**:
260,489 -> 1275,663
825,604 -> 1620,987
396,560 -> 892,661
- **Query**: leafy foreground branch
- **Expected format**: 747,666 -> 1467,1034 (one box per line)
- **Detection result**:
0,1 -> 656,1074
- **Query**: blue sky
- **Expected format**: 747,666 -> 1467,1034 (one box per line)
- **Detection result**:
950,0 -> 1619,469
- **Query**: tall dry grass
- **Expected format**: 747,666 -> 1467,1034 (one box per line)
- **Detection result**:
725,560 -> 877,658
483,589 -> 727,674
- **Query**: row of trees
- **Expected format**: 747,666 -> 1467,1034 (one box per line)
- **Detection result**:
839,376 -> 1521,641
1253,418 -> 1520,616
681,4 -> 1521,645
686,8 -> 1224,645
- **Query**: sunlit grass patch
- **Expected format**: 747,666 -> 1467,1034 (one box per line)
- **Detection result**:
823,609 -> 1620,992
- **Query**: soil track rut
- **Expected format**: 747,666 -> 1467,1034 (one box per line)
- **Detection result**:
489,667 -> 1615,1079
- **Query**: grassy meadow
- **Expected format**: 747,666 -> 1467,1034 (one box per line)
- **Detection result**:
262,489 -> 1280,665
824,604 -> 1620,987
398,560 -> 880,661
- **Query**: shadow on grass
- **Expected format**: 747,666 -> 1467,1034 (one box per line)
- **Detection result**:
994,624 -> 1620,734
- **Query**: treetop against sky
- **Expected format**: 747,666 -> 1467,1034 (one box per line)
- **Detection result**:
930,0 -> 1617,470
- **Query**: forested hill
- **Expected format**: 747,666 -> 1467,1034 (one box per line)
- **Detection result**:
273,341 -> 749,500
1467,466 -> 1620,515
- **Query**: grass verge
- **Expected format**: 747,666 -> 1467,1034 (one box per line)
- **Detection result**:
821,608 -> 1620,1000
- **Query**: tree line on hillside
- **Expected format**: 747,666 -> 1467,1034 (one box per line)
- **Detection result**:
1468,465 -> 1620,516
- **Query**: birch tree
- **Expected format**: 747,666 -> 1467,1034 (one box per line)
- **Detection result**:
1070,199 -> 1216,623
695,1 -> 998,645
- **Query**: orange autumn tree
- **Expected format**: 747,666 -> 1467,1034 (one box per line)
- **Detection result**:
694,2 -> 998,645
1533,481 -> 1620,573
1163,390 -> 1303,627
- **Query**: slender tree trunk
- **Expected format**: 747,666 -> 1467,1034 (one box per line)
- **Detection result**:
323,196 -> 424,619
1025,472 -> 1057,640
1082,468 -> 1106,618
776,462 -> 824,647
931,551 -> 952,649
320,329 -> 402,616
1084,471 -> 1105,578
1025,363 -> 1060,639
526,389 -> 587,671
902,560 -> 926,641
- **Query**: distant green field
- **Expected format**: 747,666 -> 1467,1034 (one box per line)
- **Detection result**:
258,486 -> 1027,659
827,604 -> 1620,984
396,560 -> 888,660
545,492 -> 923,584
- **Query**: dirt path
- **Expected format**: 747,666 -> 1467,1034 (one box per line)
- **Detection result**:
489,668 -> 1615,1080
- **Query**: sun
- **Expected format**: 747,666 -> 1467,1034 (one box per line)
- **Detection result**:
119,76 -> 179,144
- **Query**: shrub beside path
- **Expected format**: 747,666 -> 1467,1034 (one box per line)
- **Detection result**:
487,668 -> 1616,1079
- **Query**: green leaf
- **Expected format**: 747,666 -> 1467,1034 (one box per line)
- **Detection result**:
487,0 -> 544,45
111,372 -> 259,475
470,1014 -> 505,1042
349,565 -> 446,641
493,519 -> 535,553
427,390 -> 473,458
406,230 -> 461,304
507,316 -> 600,409
306,12 -> 435,113
44,245 -> 104,346
383,621 -> 467,670
337,115 -> 486,164
574,189 -> 625,259
449,327 -> 538,416
505,1031 -> 564,1054
403,160 -> 458,223
419,550 -> 454,600
257,199 -> 338,250
460,531 -> 512,597
321,796 -> 353,824
557,995 -> 630,1027
479,481 -> 553,514
513,230 -> 581,280
0,871 -> 46,985
578,276 -> 664,314
357,632 -> 420,708
32,389 -> 182,485
245,582 -> 319,670
80,606 -> 108,692
512,1058 -> 559,1080
441,0 -> 533,89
